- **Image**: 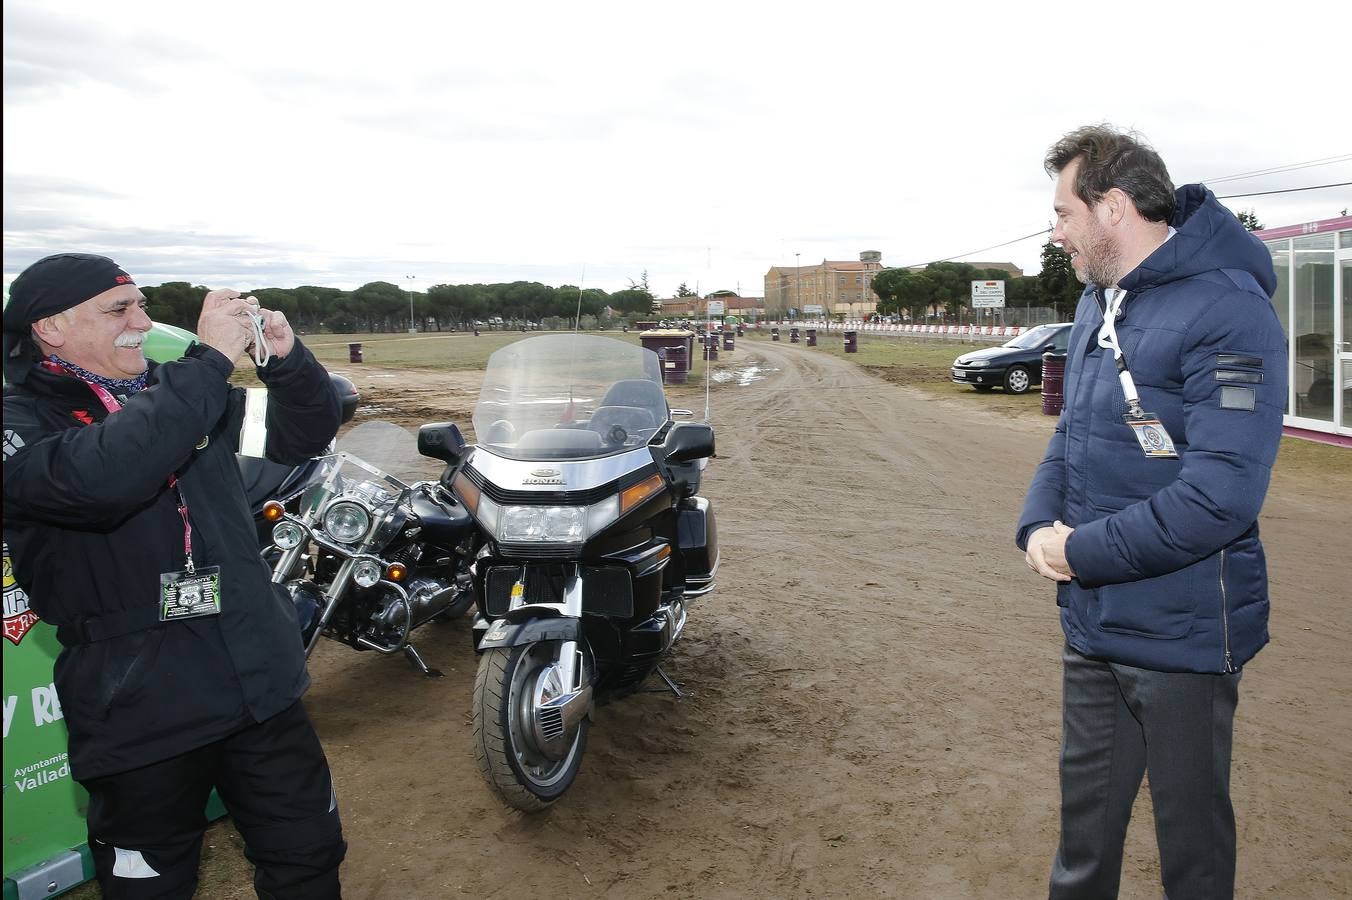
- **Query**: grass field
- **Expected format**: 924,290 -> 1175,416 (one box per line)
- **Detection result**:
302,329 -> 712,380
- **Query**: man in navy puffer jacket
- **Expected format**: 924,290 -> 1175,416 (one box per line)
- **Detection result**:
1017,125 -> 1287,899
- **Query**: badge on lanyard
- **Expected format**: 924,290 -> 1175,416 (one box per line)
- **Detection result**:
1122,408 -> 1179,458
1098,289 -> 1180,460
160,566 -> 222,621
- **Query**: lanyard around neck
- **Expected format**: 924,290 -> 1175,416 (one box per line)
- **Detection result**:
1095,288 -> 1146,414
40,360 -> 199,574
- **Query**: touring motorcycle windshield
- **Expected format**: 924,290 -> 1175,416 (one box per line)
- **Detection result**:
473,334 -> 668,461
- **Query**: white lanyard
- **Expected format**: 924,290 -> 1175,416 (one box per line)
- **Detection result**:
1096,288 -> 1142,409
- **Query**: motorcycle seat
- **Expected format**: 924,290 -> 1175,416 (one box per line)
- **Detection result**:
589,405 -> 657,437
599,379 -> 668,416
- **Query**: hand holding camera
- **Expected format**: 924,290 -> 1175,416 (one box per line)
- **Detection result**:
197,290 -> 293,368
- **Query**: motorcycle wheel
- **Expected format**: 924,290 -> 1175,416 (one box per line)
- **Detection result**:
472,641 -> 588,811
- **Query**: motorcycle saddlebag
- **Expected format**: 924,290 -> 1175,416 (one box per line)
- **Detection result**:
676,497 -> 718,596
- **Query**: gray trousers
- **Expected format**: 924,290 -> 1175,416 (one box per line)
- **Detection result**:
1049,644 -> 1241,900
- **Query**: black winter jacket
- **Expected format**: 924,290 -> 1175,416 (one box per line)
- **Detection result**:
2,340 -> 340,779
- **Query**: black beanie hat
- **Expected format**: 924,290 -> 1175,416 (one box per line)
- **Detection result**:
3,253 -> 136,384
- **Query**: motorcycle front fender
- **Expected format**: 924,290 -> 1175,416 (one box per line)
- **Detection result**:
473,614 -> 583,652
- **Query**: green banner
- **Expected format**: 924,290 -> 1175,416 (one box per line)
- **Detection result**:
3,542 -> 87,879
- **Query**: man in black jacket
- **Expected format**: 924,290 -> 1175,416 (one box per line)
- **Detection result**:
3,253 -> 346,899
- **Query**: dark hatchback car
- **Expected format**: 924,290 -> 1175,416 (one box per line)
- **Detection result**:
950,322 -> 1072,394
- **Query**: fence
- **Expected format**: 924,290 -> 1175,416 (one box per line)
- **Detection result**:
757,320 -> 1033,342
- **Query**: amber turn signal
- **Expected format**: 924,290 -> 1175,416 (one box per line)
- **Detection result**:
385,562 -> 408,582
262,501 -> 286,522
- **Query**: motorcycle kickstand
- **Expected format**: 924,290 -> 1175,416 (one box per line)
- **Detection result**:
644,665 -> 687,698
403,644 -> 443,678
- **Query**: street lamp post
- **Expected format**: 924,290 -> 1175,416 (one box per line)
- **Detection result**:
794,252 -> 800,325
405,275 -> 416,333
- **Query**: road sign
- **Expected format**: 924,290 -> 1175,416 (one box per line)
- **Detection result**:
971,280 -> 1006,308
803,304 -> 824,315
707,300 -> 726,316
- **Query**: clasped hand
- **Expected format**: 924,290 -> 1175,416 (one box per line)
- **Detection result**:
196,289 -> 295,367
1026,520 -> 1075,583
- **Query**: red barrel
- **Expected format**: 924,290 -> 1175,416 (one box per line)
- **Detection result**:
1041,351 -> 1067,415
843,331 -> 858,353
348,342 -> 363,363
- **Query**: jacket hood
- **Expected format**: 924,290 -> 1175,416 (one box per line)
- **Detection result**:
1119,184 -> 1276,297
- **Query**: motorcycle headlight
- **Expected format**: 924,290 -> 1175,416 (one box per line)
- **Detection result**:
352,558 -> 383,588
272,521 -> 305,550
499,505 -> 587,542
322,500 -> 371,544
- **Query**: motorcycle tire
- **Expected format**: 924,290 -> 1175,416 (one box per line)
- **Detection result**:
472,641 -> 588,811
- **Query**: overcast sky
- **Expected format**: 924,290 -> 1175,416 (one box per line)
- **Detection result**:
4,0 -> 1350,300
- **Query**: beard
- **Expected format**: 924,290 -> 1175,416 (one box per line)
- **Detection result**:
1075,220 -> 1123,287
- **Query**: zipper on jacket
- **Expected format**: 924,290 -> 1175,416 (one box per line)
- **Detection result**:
1219,549 -> 1233,673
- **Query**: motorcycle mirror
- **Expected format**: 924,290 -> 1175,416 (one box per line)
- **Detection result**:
331,373 -> 360,425
418,422 -> 467,464
663,422 -> 715,463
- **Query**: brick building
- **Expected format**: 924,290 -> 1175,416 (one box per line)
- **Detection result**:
764,251 -> 884,319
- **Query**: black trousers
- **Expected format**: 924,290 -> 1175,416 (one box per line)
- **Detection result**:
1050,644 -> 1241,900
81,701 -> 346,900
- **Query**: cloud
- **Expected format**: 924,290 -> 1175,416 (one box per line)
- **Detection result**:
4,0 -> 1350,301
1,4 -> 198,101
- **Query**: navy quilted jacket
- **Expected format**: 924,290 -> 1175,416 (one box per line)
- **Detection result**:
1017,185 -> 1287,674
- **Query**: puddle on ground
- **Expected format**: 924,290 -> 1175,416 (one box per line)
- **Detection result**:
710,365 -> 777,386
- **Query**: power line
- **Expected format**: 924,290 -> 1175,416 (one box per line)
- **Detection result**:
1216,181 -> 1351,199
903,181 -> 1349,270
1201,154 -> 1352,186
899,228 -> 1051,270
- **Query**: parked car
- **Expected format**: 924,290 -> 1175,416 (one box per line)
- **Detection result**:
950,322 -> 1072,394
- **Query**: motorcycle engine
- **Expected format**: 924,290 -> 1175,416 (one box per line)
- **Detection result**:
371,575 -> 464,631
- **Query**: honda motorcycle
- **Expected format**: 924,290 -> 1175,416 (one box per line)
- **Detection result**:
420,333 -> 718,810
256,420 -> 478,676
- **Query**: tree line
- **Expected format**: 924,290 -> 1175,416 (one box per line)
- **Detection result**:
141,280 -> 660,334
869,243 -> 1083,322
144,217 -> 1263,333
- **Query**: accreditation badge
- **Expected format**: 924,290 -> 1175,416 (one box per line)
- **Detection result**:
160,566 -> 222,621
1123,409 -> 1179,459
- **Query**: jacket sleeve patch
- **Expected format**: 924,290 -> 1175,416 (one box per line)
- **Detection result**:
1216,353 -> 1262,368
1220,385 -> 1257,410
1215,369 -> 1263,384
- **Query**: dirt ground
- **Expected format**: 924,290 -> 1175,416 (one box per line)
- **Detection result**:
107,339 -> 1352,898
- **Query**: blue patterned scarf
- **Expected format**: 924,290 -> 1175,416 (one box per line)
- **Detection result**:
46,354 -> 149,398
